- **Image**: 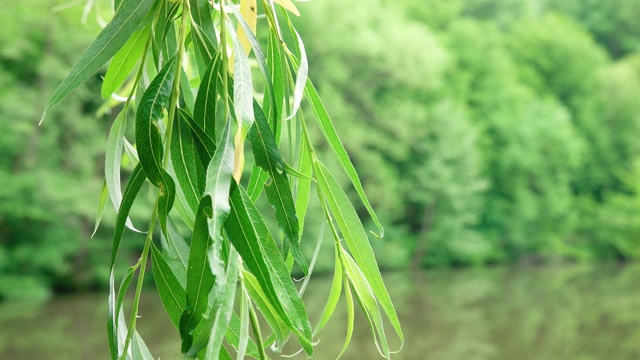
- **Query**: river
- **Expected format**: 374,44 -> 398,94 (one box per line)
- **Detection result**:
1,264 -> 639,359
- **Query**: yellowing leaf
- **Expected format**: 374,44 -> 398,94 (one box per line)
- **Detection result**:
273,0 -> 300,16
237,0 -> 257,55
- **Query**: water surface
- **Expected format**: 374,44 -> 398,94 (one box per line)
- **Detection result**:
2,265 -> 639,359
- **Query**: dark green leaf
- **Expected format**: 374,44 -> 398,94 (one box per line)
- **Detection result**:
111,164 -> 146,268
180,199 -> 216,352
171,117 -> 205,215
189,0 -> 218,73
186,248 -> 239,359
248,102 -> 307,274
151,243 -> 186,329
135,56 -> 177,233
42,0 -> 156,120
193,55 -> 221,145
225,184 -> 313,355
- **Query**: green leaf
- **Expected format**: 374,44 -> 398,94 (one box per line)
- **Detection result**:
179,108 -> 216,165
237,282 -> 251,360
42,0 -> 156,120
135,56 -> 177,233
314,161 -> 403,348
337,276 -> 355,360
171,117 -> 205,215
295,134 -> 313,241
189,0 -> 218,73
266,27 -> 285,139
111,164 -> 146,269
225,184 -> 314,355
247,165 -> 269,201
243,270 -> 289,352
248,102 -> 308,274
341,248 -> 390,358
160,217 -> 190,283
106,111 -> 139,232
204,121 -> 235,282
151,243 -> 186,329
186,248 -> 239,359
180,199 -> 216,353
283,29 -> 307,121
230,3 -> 276,116
313,249 -> 343,337
92,180 -> 109,237
305,80 -> 384,237
229,23 -> 255,136
226,309 -> 263,359
102,23 -> 152,99
193,54 -> 221,145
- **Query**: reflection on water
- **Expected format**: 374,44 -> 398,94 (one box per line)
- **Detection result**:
2,264 -> 640,359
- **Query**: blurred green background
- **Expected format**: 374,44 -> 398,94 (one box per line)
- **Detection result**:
2,0 -> 640,358
4,0 -> 640,298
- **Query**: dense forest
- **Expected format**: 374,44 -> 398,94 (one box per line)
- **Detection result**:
2,0 -> 640,299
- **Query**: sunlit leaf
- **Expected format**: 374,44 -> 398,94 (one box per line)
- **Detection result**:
237,0 -> 258,55
313,249 -> 343,337
102,23 -> 152,99
193,54 -> 221,143
273,0 -> 300,16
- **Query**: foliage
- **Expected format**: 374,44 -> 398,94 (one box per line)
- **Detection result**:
39,0 -> 402,358
3,0 -> 640,307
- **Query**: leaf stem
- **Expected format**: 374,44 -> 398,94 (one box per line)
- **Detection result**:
120,198 -> 159,358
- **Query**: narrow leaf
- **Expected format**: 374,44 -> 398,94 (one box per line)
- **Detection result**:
204,121 -> 235,282
193,55 -> 221,142
152,243 -> 187,329
189,0 -> 218,72
185,248 -> 239,359
105,110 -> 139,232
102,23 -> 152,99
273,0 -> 300,16
341,248 -> 390,358
314,161 -> 403,347
283,29 -> 307,121
306,80 -> 384,237
92,180 -> 109,237
180,199 -> 216,352
313,249 -> 343,336
229,23 -> 255,135
135,56 -> 177,233
171,117 -> 205,215
160,217 -> 190,283
225,184 -> 313,355
43,0 -> 156,120
248,102 -> 307,274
